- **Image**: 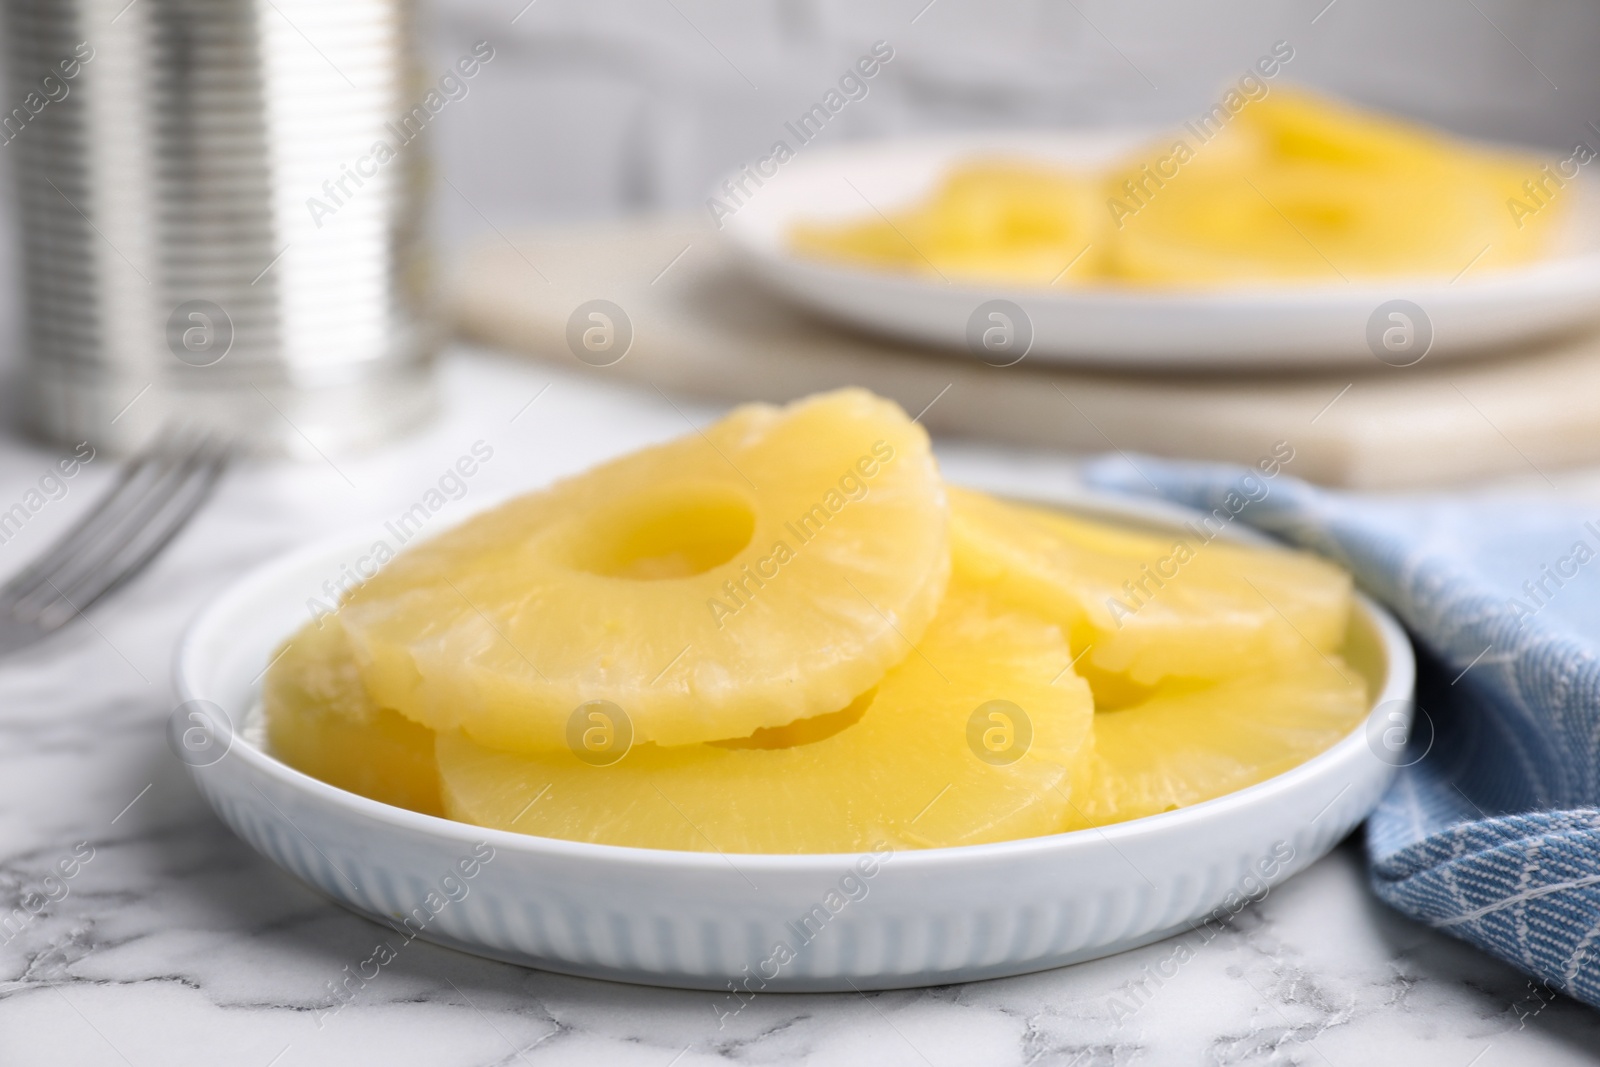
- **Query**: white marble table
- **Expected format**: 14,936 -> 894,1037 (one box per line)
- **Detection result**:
1,348 -> 1598,1066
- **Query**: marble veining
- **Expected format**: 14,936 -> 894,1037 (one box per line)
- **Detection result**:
1,350 -> 1598,1065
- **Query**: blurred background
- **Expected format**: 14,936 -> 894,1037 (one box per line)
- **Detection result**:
4,0 -> 1592,283
418,0 -> 1600,238
1,0 -> 1598,467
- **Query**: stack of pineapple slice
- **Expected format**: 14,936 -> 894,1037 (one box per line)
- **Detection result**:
264,389 -> 1367,853
789,88 -> 1564,288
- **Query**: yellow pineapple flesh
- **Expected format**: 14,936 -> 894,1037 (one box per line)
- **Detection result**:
1064,647 -> 1368,828
436,582 -> 1094,853
261,387 -> 1371,848
941,487 -> 1370,829
339,389 -> 950,754
789,160 -> 1107,286
789,88 -> 1563,287
1106,88 -> 1563,286
949,486 -> 1351,689
263,617 -> 442,816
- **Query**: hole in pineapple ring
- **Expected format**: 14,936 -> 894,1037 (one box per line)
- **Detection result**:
966,699 -> 1032,766
566,483 -> 756,580
567,700 -> 634,766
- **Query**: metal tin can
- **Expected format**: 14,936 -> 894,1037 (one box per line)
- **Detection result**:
3,0 -> 436,455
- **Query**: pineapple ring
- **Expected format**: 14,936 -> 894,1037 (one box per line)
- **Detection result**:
340,390 -> 950,753
949,486 -> 1351,688
436,582 -> 1094,854
1066,647 -> 1368,828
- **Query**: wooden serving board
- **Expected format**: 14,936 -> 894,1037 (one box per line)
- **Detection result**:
452,217 -> 1600,489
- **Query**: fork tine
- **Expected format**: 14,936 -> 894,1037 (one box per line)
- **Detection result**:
14,434 -> 216,616
2,431 -> 195,613
37,442 -> 228,626
0,429 -> 231,632
6,457 -> 193,617
0,449 -> 170,606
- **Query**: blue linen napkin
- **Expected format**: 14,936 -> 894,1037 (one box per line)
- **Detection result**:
1082,454 -> 1600,1009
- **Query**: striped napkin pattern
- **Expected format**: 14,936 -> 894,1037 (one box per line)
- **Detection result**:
1084,455 -> 1600,1009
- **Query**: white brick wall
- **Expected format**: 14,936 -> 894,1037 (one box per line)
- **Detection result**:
425,0 -> 1600,243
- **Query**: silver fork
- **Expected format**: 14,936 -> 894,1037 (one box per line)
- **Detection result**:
0,430 -> 230,657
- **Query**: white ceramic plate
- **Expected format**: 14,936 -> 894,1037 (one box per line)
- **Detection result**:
719,132 -> 1600,367
173,487 -> 1415,992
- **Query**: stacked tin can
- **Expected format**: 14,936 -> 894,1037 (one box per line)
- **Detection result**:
3,0 -> 436,454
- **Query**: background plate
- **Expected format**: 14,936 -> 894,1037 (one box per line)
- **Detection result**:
719,132 -> 1600,367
